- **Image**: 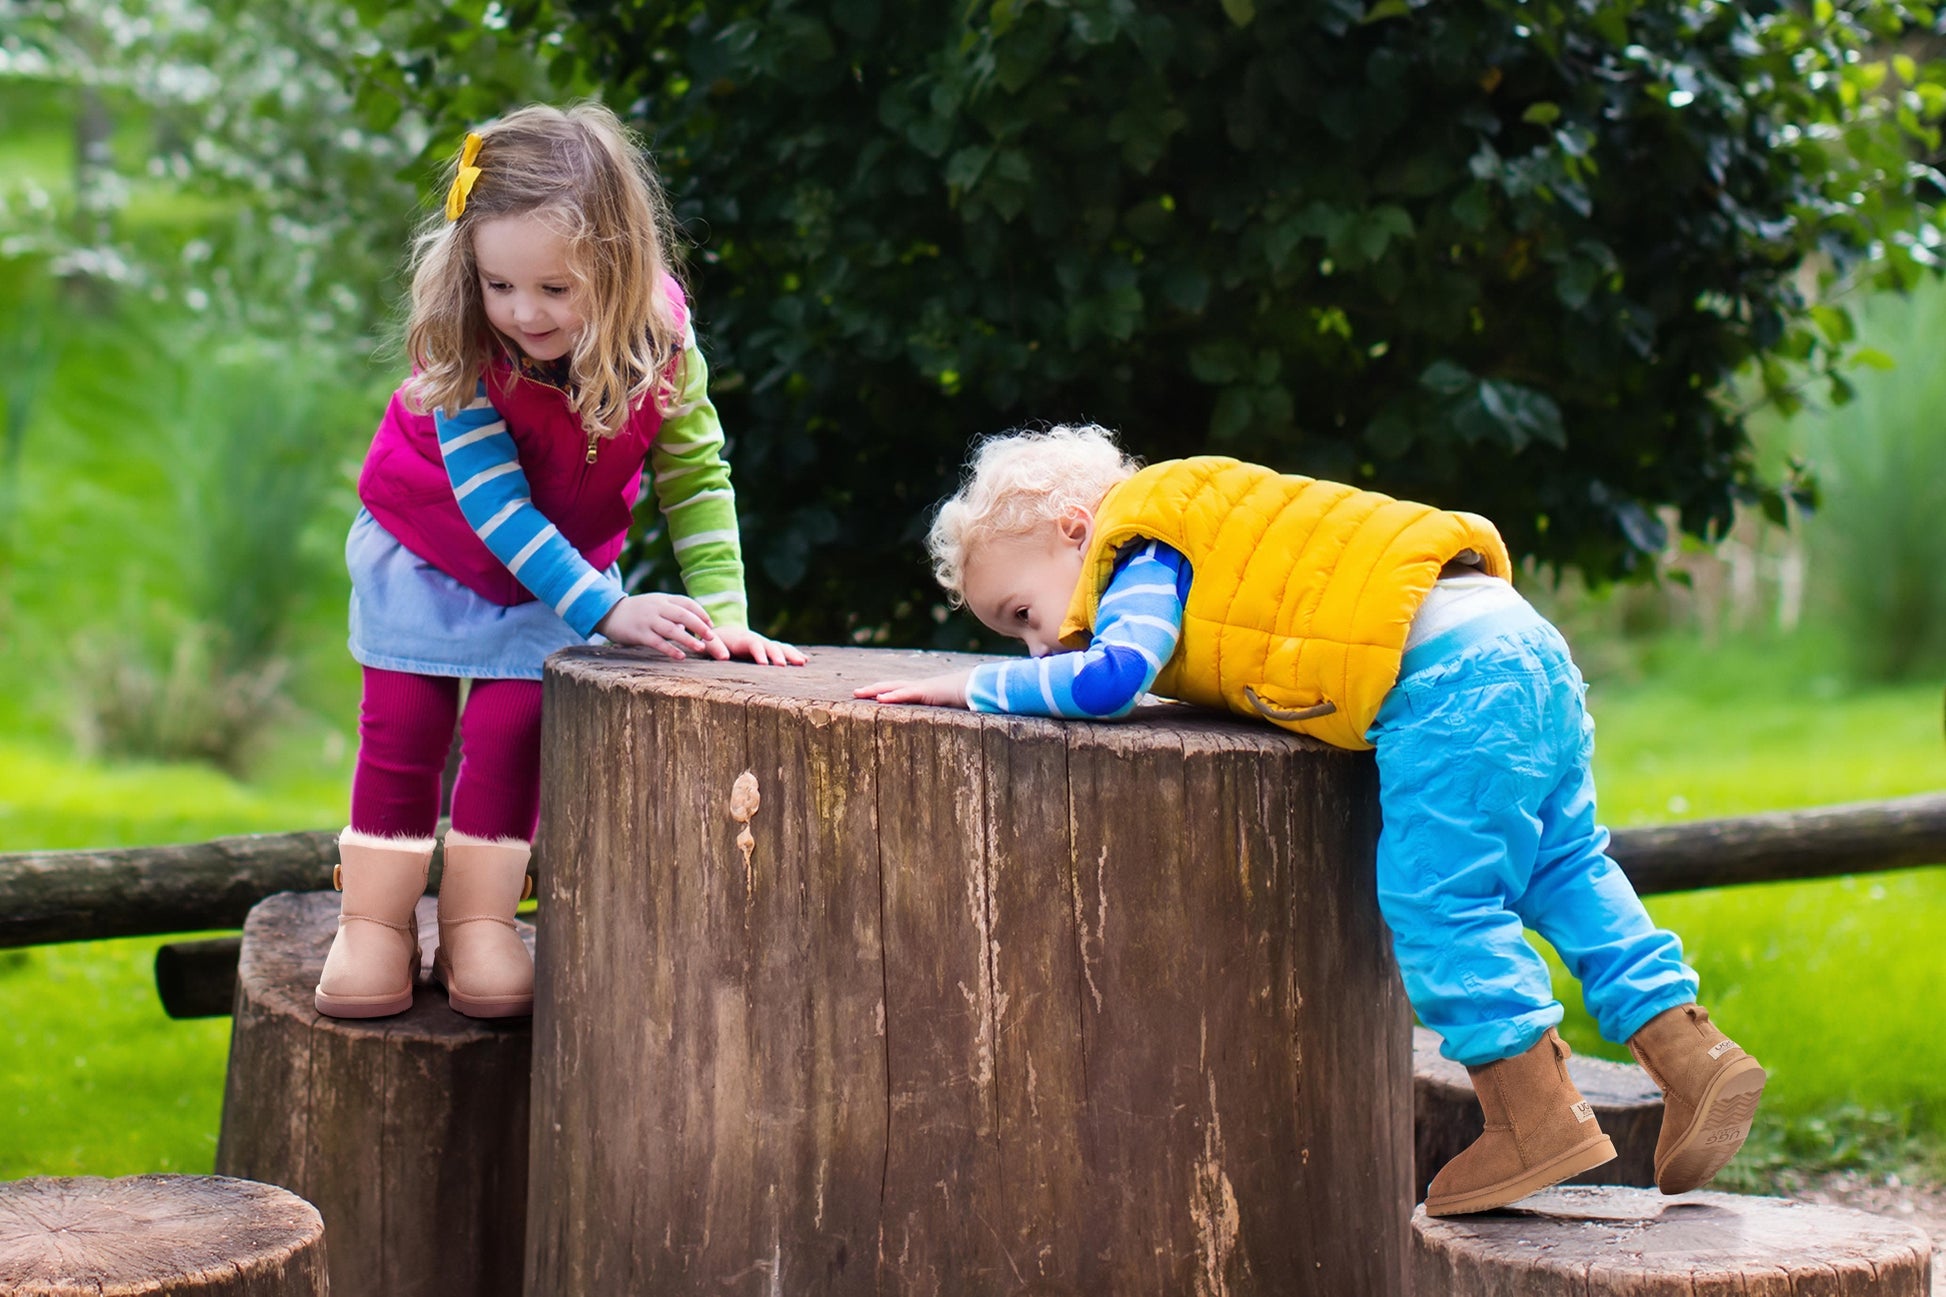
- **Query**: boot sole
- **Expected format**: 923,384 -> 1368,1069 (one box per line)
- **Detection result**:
1656,1056 -> 1767,1194
1423,1134 -> 1618,1217
314,987 -> 414,1018
431,954 -> 533,1019
442,989 -> 534,1019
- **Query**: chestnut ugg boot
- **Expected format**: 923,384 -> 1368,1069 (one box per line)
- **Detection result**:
1423,1028 -> 1618,1217
432,831 -> 535,1019
314,830 -> 431,1018
1627,1003 -> 1767,1194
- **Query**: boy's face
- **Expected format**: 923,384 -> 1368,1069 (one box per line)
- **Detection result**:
961,509 -> 1091,657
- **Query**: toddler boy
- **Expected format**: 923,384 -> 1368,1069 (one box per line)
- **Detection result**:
857,425 -> 1766,1215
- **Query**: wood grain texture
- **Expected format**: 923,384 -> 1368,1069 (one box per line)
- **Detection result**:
1412,1185 -> 1934,1295
1413,1025 -> 1663,1200
526,646 -> 1410,1297
0,1174 -> 326,1295
216,891 -> 532,1297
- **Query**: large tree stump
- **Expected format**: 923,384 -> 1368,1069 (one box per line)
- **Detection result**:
0,1174 -> 327,1295
1413,1185 -> 1934,1295
216,891 -> 533,1297
527,646 -> 1412,1297
1413,1025 -> 1663,1199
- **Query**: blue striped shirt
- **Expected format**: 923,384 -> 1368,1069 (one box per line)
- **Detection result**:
966,541 -> 1191,719
433,341 -> 749,639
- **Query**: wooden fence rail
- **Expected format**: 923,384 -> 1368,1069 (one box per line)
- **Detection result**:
2,793 -> 1943,1016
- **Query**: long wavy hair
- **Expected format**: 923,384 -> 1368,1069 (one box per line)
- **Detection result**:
401,102 -> 683,437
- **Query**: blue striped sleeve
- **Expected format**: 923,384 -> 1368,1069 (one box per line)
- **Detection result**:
965,541 -> 1190,719
435,384 -> 625,638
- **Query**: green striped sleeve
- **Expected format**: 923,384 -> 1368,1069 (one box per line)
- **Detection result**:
650,340 -> 749,630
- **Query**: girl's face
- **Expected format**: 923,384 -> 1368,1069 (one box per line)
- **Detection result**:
473,211 -> 586,363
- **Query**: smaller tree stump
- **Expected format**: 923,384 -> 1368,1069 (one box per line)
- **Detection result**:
216,891 -> 533,1297
1414,1026 -> 1661,1200
1413,1185 -> 1933,1295
0,1174 -> 326,1295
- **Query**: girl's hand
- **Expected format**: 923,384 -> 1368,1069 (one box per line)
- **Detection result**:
596,593 -> 717,660
853,671 -> 973,709
715,626 -> 807,667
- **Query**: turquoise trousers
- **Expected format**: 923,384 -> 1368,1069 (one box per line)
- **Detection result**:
1367,603 -> 1698,1068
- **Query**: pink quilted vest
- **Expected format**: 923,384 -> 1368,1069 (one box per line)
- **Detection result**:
357,280 -> 688,607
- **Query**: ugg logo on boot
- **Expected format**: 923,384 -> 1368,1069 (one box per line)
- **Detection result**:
1571,1100 -> 1595,1123
1708,1039 -> 1738,1059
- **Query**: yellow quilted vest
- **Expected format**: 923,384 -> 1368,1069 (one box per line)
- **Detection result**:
1058,457 -> 1512,750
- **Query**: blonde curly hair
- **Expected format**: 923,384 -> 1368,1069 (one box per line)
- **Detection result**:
928,424 -> 1141,604
401,102 -> 684,437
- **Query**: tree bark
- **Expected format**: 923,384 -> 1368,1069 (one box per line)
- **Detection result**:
0,1174 -> 327,1295
216,891 -> 532,1297
1412,1185 -> 1933,1294
526,646 -> 1412,1297
1412,1027 -> 1662,1200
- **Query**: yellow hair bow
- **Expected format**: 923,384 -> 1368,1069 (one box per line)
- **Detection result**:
444,132 -> 484,222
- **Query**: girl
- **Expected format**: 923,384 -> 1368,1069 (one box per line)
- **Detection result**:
316,103 -> 802,1022
858,425 -> 1765,1215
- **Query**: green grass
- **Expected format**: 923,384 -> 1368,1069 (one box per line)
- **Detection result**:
1547,633 -> 1946,1186
0,938 -> 232,1178
0,732 -> 352,1179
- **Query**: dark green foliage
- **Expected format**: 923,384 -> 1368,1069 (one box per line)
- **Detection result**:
356,0 -> 1945,643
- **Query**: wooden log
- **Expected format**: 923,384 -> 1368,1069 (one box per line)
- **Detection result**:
0,1174 -> 327,1295
0,830 -> 339,947
1413,1026 -> 1662,1200
6,790 -> 1940,953
0,832 -> 460,950
526,646 -> 1412,1297
1412,1184 -> 1933,1295
216,890 -> 532,1297
1610,791 -> 1946,895
156,936 -> 243,1019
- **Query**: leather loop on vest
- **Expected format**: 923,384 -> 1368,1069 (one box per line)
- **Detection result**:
1243,687 -> 1337,723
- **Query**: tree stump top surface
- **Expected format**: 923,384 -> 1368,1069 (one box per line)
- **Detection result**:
1414,1185 -> 1933,1294
550,644 -> 1341,754
241,889 -> 533,1044
0,1175 -> 324,1294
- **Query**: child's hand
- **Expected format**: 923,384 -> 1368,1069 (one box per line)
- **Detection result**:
853,671 -> 973,709
714,626 -> 807,667
596,593 -> 717,660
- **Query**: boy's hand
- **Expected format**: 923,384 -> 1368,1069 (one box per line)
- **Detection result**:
714,626 -> 807,667
596,593 -> 715,660
853,671 -> 973,709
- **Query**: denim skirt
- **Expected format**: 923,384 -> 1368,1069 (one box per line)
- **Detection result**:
346,508 -> 610,681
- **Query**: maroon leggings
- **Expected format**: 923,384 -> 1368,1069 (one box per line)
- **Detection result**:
349,667 -> 544,841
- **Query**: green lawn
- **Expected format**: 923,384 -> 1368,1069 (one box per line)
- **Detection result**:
0,732 -> 351,1178
1552,635 -> 1946,1184
1,634 -> 1941,1182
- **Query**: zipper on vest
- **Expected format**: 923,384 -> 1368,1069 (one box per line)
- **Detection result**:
585,428 -> 598,464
